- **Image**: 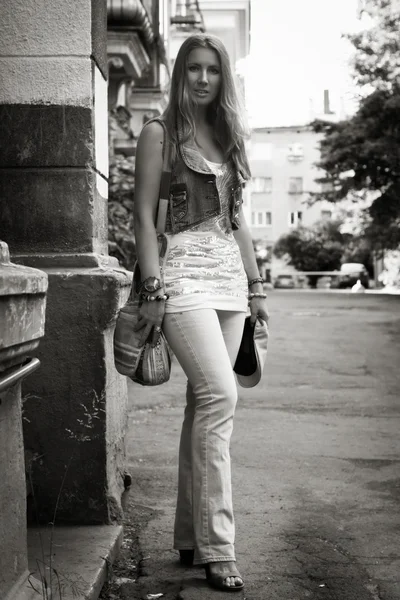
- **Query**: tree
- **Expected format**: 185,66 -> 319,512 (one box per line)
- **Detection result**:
310,0 -> 400,251
273,220 -> 346,272
108,153 -> 136,271
108,109 -> 136,271
349,0 -> 400,91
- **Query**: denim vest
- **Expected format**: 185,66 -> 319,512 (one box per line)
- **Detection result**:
149,117 -> 246,235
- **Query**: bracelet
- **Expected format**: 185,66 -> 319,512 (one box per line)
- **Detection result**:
141,293 -> 170,302
139,277 -> 162,294
248,292 -> 267,300
248,277 -> 264,287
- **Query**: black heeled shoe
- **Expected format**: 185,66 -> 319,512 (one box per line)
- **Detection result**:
179,549 -> 195,566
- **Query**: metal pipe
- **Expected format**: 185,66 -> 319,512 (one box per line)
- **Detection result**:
0,358 -> 40,394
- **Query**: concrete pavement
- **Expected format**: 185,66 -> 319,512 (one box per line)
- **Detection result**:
102,291 -> 400,600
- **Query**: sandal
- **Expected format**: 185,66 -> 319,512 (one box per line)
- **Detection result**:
205,563 -> 244,592
179,549 -> 194,566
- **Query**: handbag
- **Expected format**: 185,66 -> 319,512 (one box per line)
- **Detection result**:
113,122 -> 172,386
233,316 -> 269,388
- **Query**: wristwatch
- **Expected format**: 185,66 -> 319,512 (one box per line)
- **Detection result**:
141,276 -> 162,293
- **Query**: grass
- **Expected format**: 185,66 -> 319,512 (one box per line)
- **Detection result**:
25,390 -> 106,599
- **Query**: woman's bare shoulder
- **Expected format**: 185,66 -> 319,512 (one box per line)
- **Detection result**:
138,120 -> 165,149
136,120 -> 165,174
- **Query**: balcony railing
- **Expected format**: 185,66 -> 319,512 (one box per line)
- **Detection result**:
171,0 -> 205,32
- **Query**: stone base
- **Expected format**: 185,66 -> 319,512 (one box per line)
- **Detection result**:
27,525 -> 123,600
4,570 -> 44,600
19,261 -> 132,524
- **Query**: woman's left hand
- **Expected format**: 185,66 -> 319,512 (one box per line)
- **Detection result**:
249,296 -> 269,325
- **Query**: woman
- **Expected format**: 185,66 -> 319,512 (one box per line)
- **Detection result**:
133,33 -> 269,593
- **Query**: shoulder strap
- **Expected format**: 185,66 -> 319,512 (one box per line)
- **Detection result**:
151,119 -> 172,234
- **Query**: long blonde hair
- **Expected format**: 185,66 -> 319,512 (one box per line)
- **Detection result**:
163,33 -> 251,179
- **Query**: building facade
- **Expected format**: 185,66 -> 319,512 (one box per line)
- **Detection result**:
107,0 -> 171,269
248,124 -> 334,279
169,1 -> 250,68
108,0 -> 172,145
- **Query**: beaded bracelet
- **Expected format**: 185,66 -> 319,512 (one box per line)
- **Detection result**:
141,293 -> 170,302
248,292 -> 267,300
248,277 -> 264,287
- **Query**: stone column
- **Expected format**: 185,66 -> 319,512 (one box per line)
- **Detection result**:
0,242 -> 47,600
0,0 -> 131,524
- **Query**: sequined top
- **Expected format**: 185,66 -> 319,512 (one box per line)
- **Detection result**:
163,156 -> 248,313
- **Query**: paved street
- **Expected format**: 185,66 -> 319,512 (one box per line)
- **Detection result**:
120,291 -> 400,600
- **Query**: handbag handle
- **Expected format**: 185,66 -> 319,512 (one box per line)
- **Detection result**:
155,122 -> 173,234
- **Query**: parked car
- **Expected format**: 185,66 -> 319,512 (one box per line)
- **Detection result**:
274,274 -> 295,289
337,263 -> 369,289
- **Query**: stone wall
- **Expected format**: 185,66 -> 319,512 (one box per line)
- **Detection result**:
0,0 -> 131,525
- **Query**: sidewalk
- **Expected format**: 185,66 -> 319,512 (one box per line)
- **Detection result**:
100,364 -> 195,600
101,290 -> 400,600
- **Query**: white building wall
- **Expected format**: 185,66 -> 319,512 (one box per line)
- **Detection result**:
248,126 -> 333,244
200,0 -> 250,71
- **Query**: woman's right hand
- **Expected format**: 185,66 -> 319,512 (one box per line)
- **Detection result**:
134,296 -> 166,347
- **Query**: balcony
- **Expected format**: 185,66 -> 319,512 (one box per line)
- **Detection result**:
171,0 -> 205,32
107,0 -> 154,80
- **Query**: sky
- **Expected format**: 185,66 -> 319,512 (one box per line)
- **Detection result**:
242,0 -> 363,127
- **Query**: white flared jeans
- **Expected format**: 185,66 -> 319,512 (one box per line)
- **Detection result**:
163,309 -> 246,565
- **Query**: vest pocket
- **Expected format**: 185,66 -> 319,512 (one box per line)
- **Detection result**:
231,185 -> 243,229
169,183 -> 188,222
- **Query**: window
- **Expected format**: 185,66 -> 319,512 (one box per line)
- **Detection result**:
288,211 -> 302,226
252,177 -> 272,193
321,210 -> 332,220
251,211 -> 272,227
288,177 -> 303,194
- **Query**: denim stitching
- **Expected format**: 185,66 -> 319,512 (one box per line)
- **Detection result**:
195,555 -> 236,565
